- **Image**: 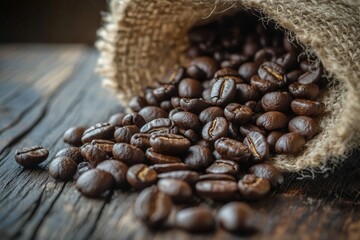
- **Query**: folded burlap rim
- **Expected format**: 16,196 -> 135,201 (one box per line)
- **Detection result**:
96,0 -> 360,174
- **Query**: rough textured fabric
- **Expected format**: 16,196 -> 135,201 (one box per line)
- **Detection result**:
95,0 -> 360,173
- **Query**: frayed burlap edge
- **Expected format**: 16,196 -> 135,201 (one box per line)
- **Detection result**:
95,0 -> 360,173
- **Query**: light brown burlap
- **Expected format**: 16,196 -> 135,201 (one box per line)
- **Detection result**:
95,0 -> 360,173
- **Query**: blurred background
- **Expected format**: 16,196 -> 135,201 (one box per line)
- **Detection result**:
0,0 -> 107,45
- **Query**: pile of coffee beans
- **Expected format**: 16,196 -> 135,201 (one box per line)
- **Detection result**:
14,12 -> 327,233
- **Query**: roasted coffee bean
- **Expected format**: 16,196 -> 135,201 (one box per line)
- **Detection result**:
187,64 -> 206,81
146,148 -> 182,164
158,170 -> 199,185
76,169 -> 114,197
49,157 -> 77,181
135,186 -> 173,227
112,143 -> 146,165
108,113 -> 126,127
258,62 -> 286,87
249,163 -> 284,187
196,180 -> 238,201
275,132 -> 306,154
214,138 -> 251,163
224,103 -> 253,125
140,118 -> 178,135
179,98 -> 212,113
161,101 -> 174,114
245,101 -> 262,113
291,99 -> 325,117
202,117 -> 228,143
256,111 -> 288,131
15,146 -> 49,167
217,202 -> 254,232
171,97 -> 181,108
298,65 -> 323,84
236,83 -> 260,103
238,174 -> 270,200
288,116 -> 320,139
129,96 -> 147,112
73,162 -> 94,180
126,164 -> 157,190
238,62 -> 258,81
130,133 -> 151,151
153,84 -> 177,101
175,207 -> 215,232
170,112 -> 201,130
266,131 -> 285,151
183,145 -> 213,170
122,113 -> 146,128
150,163 -> 189,173
158,179 -> 193,202
250,75 -> 278,93
210,77 -> 236,106
214,68 -> 239,78
114,125 -> 139,143
161,65 -> 186,85
198,173 -> 236,182
254,48 -> 277,64
243,132 -> 269,163
81,123 -> 115,143
206,160 -> 239,176
63,127 -> 85,146
261,91 -> 292,112
90,139 -> 115,157
81,144 -> 108,165
178,128 -> 198,143
199,106 -> 224,124
276,52 -> 297,70
168,107 -> 184,118
55,147 -> 83,164
178,78 -> 203,98
150,134 -> 190,154
138,106 -> 168,123
239,124 -> 267,137
96,160 -> 128,188
187,57 -> 217,80
288,82 -> 320,100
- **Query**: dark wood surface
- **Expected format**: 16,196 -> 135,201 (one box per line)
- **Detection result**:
0,45 -> 359,240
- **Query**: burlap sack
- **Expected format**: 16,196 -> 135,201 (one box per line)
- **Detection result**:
95,0 -> 360,173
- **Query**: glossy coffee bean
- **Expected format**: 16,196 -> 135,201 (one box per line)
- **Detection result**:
224,103 -> 253,125
217,202 -> 254,232
258,62 -> 286,87
198,174 -> 236,182
206,160 -> 239,176
96,160 -> 128,188
238,62 -> 258,81
90,139 -> 115,157
170,112 -> 201,130
235,84 -> 260,103
135,186 -> 173,227
199,107 -> 224,124
288,116 -> 320,139
291,99 -> 325,117
175,207 -> 215,232
243,132 -> 269,163
266,131 -> 285,151
158,170 -> 199,185
73,162 -> 94,180
112,143 -> 146,165
187,56 -> 217,80
158,178 -> 193,202
178,78 -> 203,98
249,163 -> 284,187
171,97 -> 181,108
214,68 -> 239,78
126,164 -> 157,190
161,65 -> 186,85
49,157 -> 77,181
114,125 -> 139,143
196,180 -> 238,201
178,128 -> 198,144
138,106 -> 168,123
129,96 -> 147,112
150,163 -> 189,173
256,111 -> 288,131
108,113 -> 126,127
214,137 -> 251,163
146,148 -> 182,164
179,98 -> 212,113
238,174 -> 270,200
245,100 -> 262,113
63,127 -> 86,146
140,118 -> 178,135
81,123 -> 115,143
76,169 -> 114,197
55,147 -> 83,164
261,91 -> 292,112
168,107 -> 183,118
130,133 -> 151,151
153,84 -> 177,101
183,145 -> 213,170
250,75 -> 278,93
288,82 -> 320,100
122,113 -> 146,128
145,90 -> 160,106
201,117 -> 228,143
298,65 -> 322,84
210,77 -> 237,106
15,146 -> 49,167
150,134 -> 190,155
275,132 -> 306,154
81,144 -> 108,165
239,124 -> 267,137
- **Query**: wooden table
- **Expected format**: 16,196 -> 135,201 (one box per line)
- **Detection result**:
0,45 -> 359,240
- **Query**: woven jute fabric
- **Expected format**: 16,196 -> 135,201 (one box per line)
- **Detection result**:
95,0 -> 360,173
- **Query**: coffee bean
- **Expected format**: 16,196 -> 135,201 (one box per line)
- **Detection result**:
256,111 -> 288,131
238,62 -> 258,81
250,75 -> 278,93
145,90 -> 160,106
135,186 -> 173,226
198,173 -> 236,182
249,163 -> 284,187
146,148 -> 182,164
153,84 -> 177,101
196,180 -> 238,201
235,83 -> 260,103
178,128 -> 198,144
210,77 -> 236,106
130,133 -> 151,151
112,143 -> 146,165
129,96 -> 147,112
266,131 -> 285,151
288,82 -> 320,100
239,124 -> 267,137
161,65 -> 186,85
170,111 -> 201,130
96,160 -> 128,188
150,163 -> 189,173
49,157 -> 77,181
158,179 -> 193,202
261,91 -> 292,112
55,147 -> 83,164
140,118 -> 178,135
73,162 -> 94,180
150,134 -> 190,155
171,97 -> 181,108
201,117 -> 228,143
288,116 -> 320,139
122,113 -> 146,128
76,169 -> 114,197
90,139 -> 115,157
199,106 -> 224,124
14,146 -> 49,167
214,137 -> 251,163
114,125 -> 139,143
244,101 -> 262,113
126,164 -> 157,190
138,106 -> 168,123
224,103 -> 253,125
178,78 -> 203,98
81,144 -> 108,165
238,174 -> 270,200
206,160 -> 239,176
298,65 -> 322,84
183,145 -> 213,170
243,132 -> 269,163
168,107 -> 184,118
254,48 -> 277,64
214,68 -> 239,78
217,202 -> 254,232
258,62 -> 286,87
179,98 -> 212,113
291,99 -> 325,117
63,127 -> 85,146
158,170 -> 199,185
108,113 -> 126,127
175,207 -> 215,232
275,132 -> 306,154
82,123 -> 115,143
187,64 -> 206,81
187,57 -> 217,80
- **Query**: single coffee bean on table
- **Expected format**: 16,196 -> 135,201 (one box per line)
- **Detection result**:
15,146 -> 49,167
126,164 -> 157,190
76,169 -> 114,197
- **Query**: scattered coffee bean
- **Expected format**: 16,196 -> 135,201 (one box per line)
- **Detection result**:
96,160 -> 128,188
161,65 -> 186,85
243,132 -> 269,163
63,127 -> 85,146
224,103 -> 253,125
199,106 -> 224,124
126,164 -> 157,190
15,146 -> 49,167
90,139 -> 115,157
179,98 -> 212,113
258,62 -> 286,87
261,91 -> 292,112
130,133 -> 151,151
81,123 -> 115,143
150,163 -> 189,173
211,77 -> 237,106
76,169 -> 114,197
239,124 -> 267,137
238,174 -> 270,200
150,134 -> 190,155
288,116 -> 320,139
178,78 -> 203,98
55,147 -> 83,164
250,75 -> 278,93
291,99 -> 325,117
188,56 -> 217,80
266,130 -> 285,151
256,111 -> 288,131
108,113 -> 126,127
138,106 -> 168,123
202,117 -> 228,143
73,162 -> 94,180
129,97 -> 148,112
275,132 -> 306,154
81,144 -> 108,165
49,157 -> 77,181
217,202 -> 254,232
214,137 -> 251,163
206,160 -> 240,176
288,82 -> 320,100
178,128 -> 198,143
238,62 -> 258,81
170,111 -> 201,130
112,143 -> 146,165
146,148 -> 182,164
235,83 -> 260,103
122,113 -> 146,128
153,84 -> 177,101
249,163 -> 284,187
183,145 -> 214,170
158,178 -> 193,202
175,207 -> 215,232
140,118 -> 178,135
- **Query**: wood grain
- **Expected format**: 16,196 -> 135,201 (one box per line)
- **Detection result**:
0,45 -> 359,240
